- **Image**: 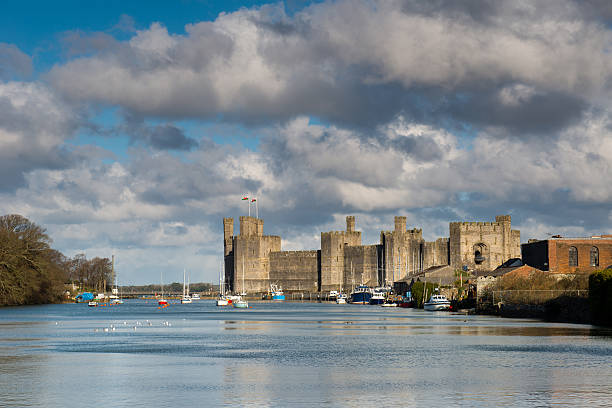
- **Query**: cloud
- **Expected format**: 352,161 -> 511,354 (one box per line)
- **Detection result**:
0,43 -> 32,79
0,81 -> 81,191
46,1 -> 612,134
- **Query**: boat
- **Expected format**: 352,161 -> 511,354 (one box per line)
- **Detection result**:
158,271 -> 168,306
109,255 -> 124,304
270,283 -> 285,301
381,302 -> 397,307
369,289 -> 385,305
399,290 -> 414,308
233,299 -> 249,308
191,293 -> 201,300
336,293 -> 347,304
216,261 -> 230,306
181,269 -> 192,304
423,294 -> 451,311
88,301 -> 98,307
350,285 -> 372,304
328,290 -> 339,301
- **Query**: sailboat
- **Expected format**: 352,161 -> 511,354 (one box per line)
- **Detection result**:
181,268 -> 192,304
109,255 -> 123,304
217,261 -> 229,306
158,271 -> 168,306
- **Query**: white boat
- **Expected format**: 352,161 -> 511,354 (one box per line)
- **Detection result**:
336,293 -> 347,304
191,293 -> 201,300
109,255 -> 124,304
216,261 -> 230,306
216,296 -> 229,306
158,271 -> 168,306
424,294 -> 451,311
88,301 -> 98,307
329,290 -> 339,301
181,269 -> 192,304
233,299 -> 249,308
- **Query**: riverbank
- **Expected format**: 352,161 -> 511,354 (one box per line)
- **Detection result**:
477,295 -> 592,325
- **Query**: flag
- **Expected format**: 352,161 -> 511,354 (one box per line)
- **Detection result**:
251,198 -> 257,202
242,196 -> 249,200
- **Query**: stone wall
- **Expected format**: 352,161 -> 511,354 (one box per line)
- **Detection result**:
343,245 -> 379,289
423,238 -> 450,269
269,250 -> 320,292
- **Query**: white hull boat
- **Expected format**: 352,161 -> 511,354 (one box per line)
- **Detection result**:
424,294 -> 451,311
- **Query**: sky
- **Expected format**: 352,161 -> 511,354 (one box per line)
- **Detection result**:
1,0 -> 612,284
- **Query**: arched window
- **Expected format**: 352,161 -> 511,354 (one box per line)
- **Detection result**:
590,246 -> 599,267
568,246 -> 578,267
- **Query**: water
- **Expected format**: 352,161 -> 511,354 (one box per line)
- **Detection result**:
1,300 -> 611,407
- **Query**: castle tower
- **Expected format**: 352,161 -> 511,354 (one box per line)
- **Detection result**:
233,216 -> 281,293
449,214 -> 520,272
320,215 -> 362,291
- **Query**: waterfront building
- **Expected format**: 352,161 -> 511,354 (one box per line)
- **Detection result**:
522,236 -> 612,274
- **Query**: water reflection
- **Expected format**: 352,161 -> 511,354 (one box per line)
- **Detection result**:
0,301 -> 610,407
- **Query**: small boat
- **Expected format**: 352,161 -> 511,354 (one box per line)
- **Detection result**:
191,293 -> 200,300
336,293 -> 347,304
350,285 -> 372,304
181,269 -> 192,304
369,290 -> 385,305
216,296 -> 229,306
158,272 -> 168,306
270,283 -> 285,301
328,290 -> 339,301
424,294 -> 451,311
233,299 -> 249,308
381,302 -> 397,307
88,301 -> 98,307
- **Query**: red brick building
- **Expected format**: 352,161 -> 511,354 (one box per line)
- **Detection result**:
522,236 -> 612,274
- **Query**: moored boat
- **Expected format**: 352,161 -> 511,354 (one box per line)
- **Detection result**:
350,285 -> 372,304
191,293 -> 201,300
336,293 -> 347,304
328,290 -> 339,301
369,290 -> 385,305
233,299 -> 249,308
270,283 -> 285,300
424,294 -> 451,311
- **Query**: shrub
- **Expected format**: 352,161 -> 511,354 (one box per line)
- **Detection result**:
589,269 -> 612,326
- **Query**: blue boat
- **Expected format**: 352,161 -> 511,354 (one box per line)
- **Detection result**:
350,285 -> 372,304
270,284 -> 285,301
368,289 -> 385,305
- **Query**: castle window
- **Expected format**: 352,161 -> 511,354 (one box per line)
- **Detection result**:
474,250 -> 484,264
590,247 -> 599,267
568,246 -> 578,267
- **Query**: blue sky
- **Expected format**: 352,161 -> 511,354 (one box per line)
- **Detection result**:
1,0 -> 611,284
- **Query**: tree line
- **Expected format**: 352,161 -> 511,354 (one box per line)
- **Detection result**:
0,214 -> 113,306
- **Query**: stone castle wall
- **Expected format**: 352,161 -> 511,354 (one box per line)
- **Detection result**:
269,250 -> 320,292
223,214 -> 520,294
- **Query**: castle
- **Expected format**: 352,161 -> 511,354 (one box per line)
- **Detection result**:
223,214 -> 521,293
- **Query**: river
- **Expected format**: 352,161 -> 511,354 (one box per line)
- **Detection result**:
1,300 -> 611,407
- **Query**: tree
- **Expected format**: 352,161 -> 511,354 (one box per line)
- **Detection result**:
0,214 -> 68,305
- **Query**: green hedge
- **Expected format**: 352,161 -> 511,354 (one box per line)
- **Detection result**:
589,269 -> 612,326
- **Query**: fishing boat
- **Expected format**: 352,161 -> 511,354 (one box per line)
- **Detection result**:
270,283 -> 285,301
181,269 -> 192,304
349,285 -> 372,304
399,291 -> 414,308
369,289 -> 385,305
158,271 -> 168,306
328,290 -> 339,301
423,294 -> 451,311
336,293 -> 347,304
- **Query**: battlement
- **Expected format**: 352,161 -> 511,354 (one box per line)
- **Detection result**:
270,250 -> 318,257
239,216 -> 264,236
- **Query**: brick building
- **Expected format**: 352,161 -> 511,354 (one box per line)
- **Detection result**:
522,236 -> 612,274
